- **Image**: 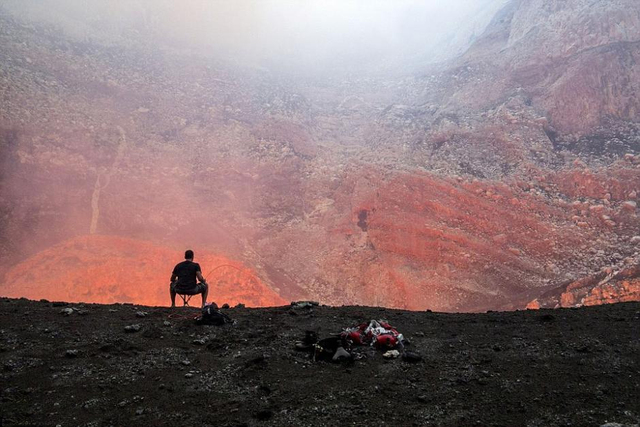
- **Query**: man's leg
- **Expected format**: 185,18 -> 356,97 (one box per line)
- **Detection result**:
170,282 -> 177,308
200,283 -> 209,307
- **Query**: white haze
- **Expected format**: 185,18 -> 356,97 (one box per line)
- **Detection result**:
2,0 -> 507,74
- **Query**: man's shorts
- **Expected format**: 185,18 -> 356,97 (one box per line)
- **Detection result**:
170,281 -> 208,295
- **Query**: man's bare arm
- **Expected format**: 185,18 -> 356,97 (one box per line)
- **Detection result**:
170,273 -> 177,283
196,271 -> 207,283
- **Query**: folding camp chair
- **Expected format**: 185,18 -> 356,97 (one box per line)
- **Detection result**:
176,289 -> 199,307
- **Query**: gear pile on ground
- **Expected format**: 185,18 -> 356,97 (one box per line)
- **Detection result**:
342,319 -> 405,349
295,319 -> 416,363
195,303 -> 234,326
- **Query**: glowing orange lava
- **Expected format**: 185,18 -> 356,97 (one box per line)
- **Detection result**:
1,235 -> 287,307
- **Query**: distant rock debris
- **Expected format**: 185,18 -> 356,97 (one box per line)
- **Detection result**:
528,265 -> 640,309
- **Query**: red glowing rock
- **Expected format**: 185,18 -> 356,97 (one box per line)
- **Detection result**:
528,266 -> 640,309
1,235 -> 286,308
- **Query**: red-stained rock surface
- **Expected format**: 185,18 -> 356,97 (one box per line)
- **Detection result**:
547,167 -> 640,202
317,168 -> 638,311
527,265 -> 640,309
349,174 -> 581,311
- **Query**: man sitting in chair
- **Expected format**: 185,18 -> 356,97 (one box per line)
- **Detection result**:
170,249 -> 209,308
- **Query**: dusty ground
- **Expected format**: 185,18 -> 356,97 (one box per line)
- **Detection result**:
0,298 -> 639,427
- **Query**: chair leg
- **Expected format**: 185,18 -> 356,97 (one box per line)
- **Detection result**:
178,294 -> 193,307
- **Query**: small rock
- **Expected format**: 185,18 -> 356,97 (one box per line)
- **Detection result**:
622,201 -> 637,211
221,303 -> 230,309
192,339 -> 206,345
235,303 -> 245,309
65,350 -> 78,358
124,324 -> 141,333
630,236 -> 640,245
184,372 -> 194,378
60,308 -> 74,316
254,409 -> 273,421
181,360 -> 191,366
163,321 -> 172,326
332,347 -> 352,362
135,408 -> 144,415
135,311 -> 148,318
382,350 -> 400,359
291,301 -> 320,309
402,351 -> 423,363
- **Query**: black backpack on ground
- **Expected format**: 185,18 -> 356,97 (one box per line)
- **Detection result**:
196,304 -> 233,326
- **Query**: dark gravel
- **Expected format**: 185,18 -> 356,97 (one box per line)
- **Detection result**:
1,298 -> 639,427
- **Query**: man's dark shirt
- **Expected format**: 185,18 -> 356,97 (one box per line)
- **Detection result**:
172,260 -> 201,292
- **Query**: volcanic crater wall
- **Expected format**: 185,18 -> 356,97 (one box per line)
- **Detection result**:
1,1 -> 639,311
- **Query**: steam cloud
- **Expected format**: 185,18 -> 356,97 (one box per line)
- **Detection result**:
2,0 -> 506,72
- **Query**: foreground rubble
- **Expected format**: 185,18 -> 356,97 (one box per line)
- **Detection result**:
1,298 -> 639,426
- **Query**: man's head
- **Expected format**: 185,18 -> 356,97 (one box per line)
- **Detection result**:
185,249 -> 194,260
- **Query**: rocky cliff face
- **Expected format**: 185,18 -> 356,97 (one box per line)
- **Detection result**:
0,1 -> 639,311
527,265 -> 640,309
437,0 -> 640,136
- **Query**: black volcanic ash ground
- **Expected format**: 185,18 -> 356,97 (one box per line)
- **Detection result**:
1,298 -> 639,426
